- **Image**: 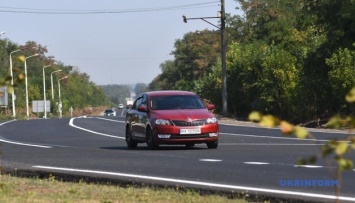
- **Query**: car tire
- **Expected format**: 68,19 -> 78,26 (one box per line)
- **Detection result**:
186,143 -> 195,148
146,128 -> 158,150
126,126 -> 137,148
207,141 -> 218,149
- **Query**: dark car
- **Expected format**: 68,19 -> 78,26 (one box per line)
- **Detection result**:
104,109 -> 116,116
125,90 -> 219,149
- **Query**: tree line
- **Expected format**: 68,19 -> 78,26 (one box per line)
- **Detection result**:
2,0 -> 354,122
0,40 -> 110,117
148,0 -> 355,123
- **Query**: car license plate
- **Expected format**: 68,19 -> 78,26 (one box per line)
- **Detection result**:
180,128 -> 201,134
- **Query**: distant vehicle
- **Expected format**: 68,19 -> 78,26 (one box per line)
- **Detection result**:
118,104 -> 124,109
104,109 -> 116,116
126,98 -> 133,106
125,90 -> 219,149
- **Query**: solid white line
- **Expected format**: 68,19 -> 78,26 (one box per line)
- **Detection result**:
69,117 -> 125,139
199,159 -> 222,162
219,123 -> 347,134
32,165 -> 355,202
220,133 -> 331,142
95,117 -> 125,123
244,162 -> 270,165
0,120 -> 52,148
0,138 -> 52,148
0,119 -> 16,126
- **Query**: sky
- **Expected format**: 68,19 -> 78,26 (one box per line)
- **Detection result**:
1,0 -> 240,85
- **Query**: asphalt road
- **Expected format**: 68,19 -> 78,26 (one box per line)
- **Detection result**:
0,112 -> 354,202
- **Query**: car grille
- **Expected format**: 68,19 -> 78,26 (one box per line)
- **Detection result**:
171,119 -> 206,126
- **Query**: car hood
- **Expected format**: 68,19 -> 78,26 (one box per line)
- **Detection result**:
151,109 -> 214,120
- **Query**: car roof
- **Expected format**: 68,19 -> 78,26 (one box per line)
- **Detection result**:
142,90 -> 197,97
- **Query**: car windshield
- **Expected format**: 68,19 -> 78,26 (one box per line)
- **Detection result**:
105,110 -> 113,113
150,95 -> 205,110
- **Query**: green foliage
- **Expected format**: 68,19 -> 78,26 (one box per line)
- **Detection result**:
327,44 -> 355,104
0,39 -> 110,117
100,84 -> 131,106
150,30 -> 220,92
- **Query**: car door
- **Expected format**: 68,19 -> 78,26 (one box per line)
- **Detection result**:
135,94 -> 148,137
128,96 -> 143,139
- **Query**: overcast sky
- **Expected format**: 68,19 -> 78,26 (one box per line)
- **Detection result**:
1,0 -> 240,85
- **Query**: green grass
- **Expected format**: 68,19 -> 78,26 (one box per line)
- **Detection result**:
0,174 -> 248,203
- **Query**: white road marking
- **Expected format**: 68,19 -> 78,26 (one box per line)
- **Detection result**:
199,159 -> 222,162
0,138 -> 52,148
69,117 -> 125,139
294,165 -> 324,168
219,123 -> 347,134
244,162 -> 270,165
33,165 -> 355,202
95,117 -> 125,123
220,132 -> 331,142
0,120 -> 52,148
0,119 -> 16,126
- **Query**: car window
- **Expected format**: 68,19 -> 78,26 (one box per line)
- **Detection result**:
132,96 -> 143,110
150,95 -> 205,110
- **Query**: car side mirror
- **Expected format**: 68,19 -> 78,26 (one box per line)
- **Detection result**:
138,105 -> 148,112
206,104 -> 215,110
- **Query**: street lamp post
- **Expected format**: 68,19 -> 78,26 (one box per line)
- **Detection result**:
9,49 -> 23,117
58,76 -> 68,118
24,53 -> 39,118
51,70 -> 62,100
43,65 -> 51,119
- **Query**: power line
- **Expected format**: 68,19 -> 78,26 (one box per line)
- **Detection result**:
0,1 -> 219,14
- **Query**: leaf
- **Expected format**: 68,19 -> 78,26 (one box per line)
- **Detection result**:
259,115 -> 280,127
18,73 -> 25,81
7,86 -> 14,94
350,137 -> 355,149
296,158 -> 307,166
280,121 -> 294,135
321,144 -> 334,157
17,55 -> 25,62
295,127 -> 309,139
346,87 -> 355,103
337,158 -> 353,171
308,155 -> 317,164
335,142 -> 349,156
248,111 -> 262,122
326,116 -> 343,129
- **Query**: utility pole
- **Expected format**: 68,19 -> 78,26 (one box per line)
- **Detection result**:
183,0 -> 228,116
220,0 -> 228,116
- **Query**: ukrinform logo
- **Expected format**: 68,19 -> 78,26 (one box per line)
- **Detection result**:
279,179 -> 338,187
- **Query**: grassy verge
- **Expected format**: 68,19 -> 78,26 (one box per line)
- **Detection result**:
0,174 -> 247,203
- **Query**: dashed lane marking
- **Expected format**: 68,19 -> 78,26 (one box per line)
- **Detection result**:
199,159 -> 222,162
294,165 -> 324,168
244,162 -> 270,165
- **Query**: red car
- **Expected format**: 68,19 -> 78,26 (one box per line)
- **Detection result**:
125,90 -> 219,149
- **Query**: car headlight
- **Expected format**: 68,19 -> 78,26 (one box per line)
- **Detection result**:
155,119 -> 171,125
206,117 -> 217,124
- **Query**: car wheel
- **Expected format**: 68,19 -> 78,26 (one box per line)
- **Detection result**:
126,126 -> 137,148
207,141 -> 218,149
186,143 -> 195,148
146,128 -> 158,150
